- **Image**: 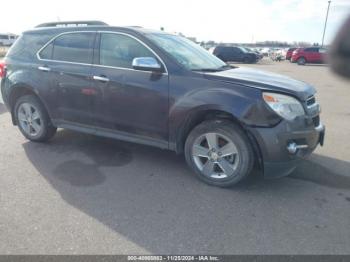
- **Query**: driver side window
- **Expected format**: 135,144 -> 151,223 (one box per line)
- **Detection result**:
99,33 -> 156,69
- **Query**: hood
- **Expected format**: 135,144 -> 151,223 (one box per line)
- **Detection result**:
203,67 -> 315,101
246,52 -> 257,56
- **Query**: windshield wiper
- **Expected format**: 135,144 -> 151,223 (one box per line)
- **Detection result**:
218,64 -> 234,70
191,68 -> 221,72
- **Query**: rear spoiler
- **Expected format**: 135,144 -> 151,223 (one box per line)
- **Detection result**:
35,21 -> 108,28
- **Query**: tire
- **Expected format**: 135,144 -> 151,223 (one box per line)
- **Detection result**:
14,95 -> 57,142
184,120 -> 254,187
297,57 -> 306,65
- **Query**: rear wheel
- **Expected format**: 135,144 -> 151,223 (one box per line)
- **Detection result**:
297,57 -> 306,65
15,95 -> 57,142
184,120 -> 254,187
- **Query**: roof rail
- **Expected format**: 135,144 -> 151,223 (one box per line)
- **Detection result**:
35,21 -> 108,28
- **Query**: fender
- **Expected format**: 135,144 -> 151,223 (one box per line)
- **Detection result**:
5,68 -> 55,125
168,83 -> 280,152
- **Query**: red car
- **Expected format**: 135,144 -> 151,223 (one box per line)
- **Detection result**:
291,47 -> 327,65
286,47 -> 297,60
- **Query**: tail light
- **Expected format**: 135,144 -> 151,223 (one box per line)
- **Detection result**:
0,61 -> 6,78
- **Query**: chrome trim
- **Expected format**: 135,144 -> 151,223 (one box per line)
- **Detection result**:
36,30 -> 169,75
287,142 -> 308,154
132,57 -> 162,70
38,66 -> 51,72
306,95 -> 317,108
315,123 -> 324,132
93,75 -> 109,82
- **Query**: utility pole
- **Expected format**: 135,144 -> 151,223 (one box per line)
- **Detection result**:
321,0 -> 331,47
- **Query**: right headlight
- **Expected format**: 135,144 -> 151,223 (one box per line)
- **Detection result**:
263,92 -> 305,121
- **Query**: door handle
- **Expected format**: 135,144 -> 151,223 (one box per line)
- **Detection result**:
93,75 -> 109,82
38,66 -> 51,72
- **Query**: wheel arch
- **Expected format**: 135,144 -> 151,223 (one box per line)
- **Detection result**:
297,56 -> 307,63
8,84 -> 49,125
173,107 -> 263,169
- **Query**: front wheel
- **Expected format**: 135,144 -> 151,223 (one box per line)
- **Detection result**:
184,120 -> 254,187
297,57 -> 306,65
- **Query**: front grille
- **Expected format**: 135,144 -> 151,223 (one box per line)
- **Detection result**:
306,96 -> 316,106
312,116 -> 320,127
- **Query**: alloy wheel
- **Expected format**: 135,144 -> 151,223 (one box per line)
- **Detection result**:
192,132 -> 240,179
17,102 -> 43,137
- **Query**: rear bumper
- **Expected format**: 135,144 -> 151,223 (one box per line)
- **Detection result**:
248,118 -> 325,178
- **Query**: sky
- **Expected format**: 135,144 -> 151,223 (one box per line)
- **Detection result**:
1,0 -> 349,44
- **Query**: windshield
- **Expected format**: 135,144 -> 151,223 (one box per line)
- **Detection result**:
238,47 -> 249,53
148,33 -> 227,71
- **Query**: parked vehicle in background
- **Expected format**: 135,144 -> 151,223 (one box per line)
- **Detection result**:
291,47 -> 327,65
269,48 -> 287,62
0,33 -> 17,46
259,47 -> 270,57
286,47 -> 297,60
212,46 -> 259,63
1,21 -> 325,187
243,47 -> 263,60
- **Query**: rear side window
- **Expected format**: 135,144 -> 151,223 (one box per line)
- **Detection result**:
51,32 -> 95,64
231,47 -> 240,54
99,33 -> 155,69
39,42 -> 53,59
304,48 -> 318,52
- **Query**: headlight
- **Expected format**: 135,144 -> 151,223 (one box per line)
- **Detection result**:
263,92 -> 305,121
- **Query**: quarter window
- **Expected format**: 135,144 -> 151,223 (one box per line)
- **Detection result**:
51,32 -> 95,64
39,42 -> 53,59
99,33 -> 156,69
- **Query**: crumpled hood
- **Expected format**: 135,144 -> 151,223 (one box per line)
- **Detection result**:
203,67 -> 316,101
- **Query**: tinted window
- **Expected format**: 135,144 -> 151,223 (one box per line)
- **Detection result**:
100,33 -> 155,68
52,33 -> 95,64
0,35 -> 8,40
304,48 -> 318,52
39,42 -> 53,59
231,47 -> 240,54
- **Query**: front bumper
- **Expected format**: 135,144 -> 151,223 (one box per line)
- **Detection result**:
248,118 -> 325,178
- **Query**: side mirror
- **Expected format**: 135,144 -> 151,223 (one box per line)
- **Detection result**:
132,57 -> 162,72
329,15 -> 350,79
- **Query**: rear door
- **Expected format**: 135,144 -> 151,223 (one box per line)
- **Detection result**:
38,32 -> 98,126
304,47 -> 318,62
231,47 -> 242,61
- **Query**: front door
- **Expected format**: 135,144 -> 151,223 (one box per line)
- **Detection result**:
91,32 -> 169,143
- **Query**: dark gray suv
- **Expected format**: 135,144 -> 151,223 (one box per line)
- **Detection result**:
0,21 -> 325,187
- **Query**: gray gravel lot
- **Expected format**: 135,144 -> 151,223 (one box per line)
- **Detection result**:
0,60 -> 349,254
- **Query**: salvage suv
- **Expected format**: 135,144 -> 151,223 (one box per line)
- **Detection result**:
0,21 -> 325,187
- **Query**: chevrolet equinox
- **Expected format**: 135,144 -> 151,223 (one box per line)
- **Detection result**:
0,21 -> 325,187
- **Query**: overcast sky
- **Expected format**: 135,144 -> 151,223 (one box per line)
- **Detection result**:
1,0 -> 349,44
